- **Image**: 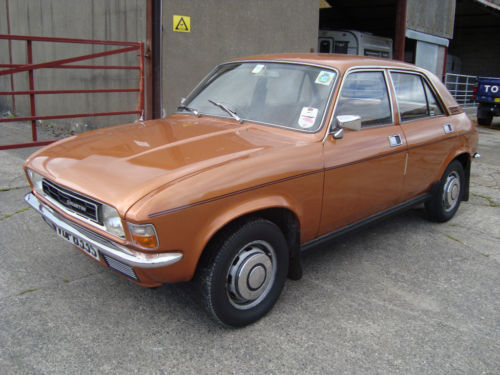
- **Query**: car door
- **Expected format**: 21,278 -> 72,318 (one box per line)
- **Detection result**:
389,71 -> 457,201
319,70 -> 407,236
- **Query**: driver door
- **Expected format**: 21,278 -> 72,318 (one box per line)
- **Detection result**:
319,70 -> 407,236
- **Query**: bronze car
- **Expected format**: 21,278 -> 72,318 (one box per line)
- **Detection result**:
24,54 -> 479,327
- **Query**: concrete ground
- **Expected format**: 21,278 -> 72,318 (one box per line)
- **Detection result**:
0,117 -> 499,374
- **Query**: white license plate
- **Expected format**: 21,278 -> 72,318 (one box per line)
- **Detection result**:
55,225 -> 100,261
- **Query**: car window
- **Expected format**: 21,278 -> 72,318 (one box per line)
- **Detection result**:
184,62 -> 336,132
391,72 -> 443,121
391,73 -> 427,121
424,82 -> 444,116
334,71 -> 392,127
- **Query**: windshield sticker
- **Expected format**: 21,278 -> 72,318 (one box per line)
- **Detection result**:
315,71 -> 335,86
298,107 -> 318,129
252,64 -> 265,74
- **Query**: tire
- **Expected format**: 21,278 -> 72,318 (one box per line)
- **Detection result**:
425,160 -> 465,222
478,114 -> 493,126
477,104 -> 493,126
195,219 -> 289,327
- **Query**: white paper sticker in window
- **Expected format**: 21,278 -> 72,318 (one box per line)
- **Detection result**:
315,71 -> 335,86
298,107 -> 318,129
252,64 -> 265,74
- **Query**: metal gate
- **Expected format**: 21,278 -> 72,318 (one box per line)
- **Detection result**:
444,73 -> 477,109
0,34 -> 144,150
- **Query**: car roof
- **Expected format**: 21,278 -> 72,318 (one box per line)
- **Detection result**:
231,53 -> 460,112
232,53 -> 420,73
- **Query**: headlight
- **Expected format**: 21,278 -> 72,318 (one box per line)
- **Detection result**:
26,168 -> 45,196
102,204 -> 125,239
127,223 -> 159,249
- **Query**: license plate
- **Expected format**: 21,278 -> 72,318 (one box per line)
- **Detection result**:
55,225 -> 100,261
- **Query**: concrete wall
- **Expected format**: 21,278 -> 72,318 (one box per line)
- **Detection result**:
406,0 -> 455,39
1,0 -> 319,127
0,0 -> 146,129
161,0 -> 319,115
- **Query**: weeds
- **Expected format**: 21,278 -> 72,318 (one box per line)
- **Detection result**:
0,207 -> 29,221
472,193 -> 500,208
445,234 -> 464,245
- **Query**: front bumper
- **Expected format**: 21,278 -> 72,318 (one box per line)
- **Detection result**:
24,193 -> 183,270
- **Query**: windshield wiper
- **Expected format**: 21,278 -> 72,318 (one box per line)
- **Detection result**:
177,105 -> 200,117
208,99 -> 242,123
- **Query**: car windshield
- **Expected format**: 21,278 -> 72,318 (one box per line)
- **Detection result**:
182,62 -> 336,132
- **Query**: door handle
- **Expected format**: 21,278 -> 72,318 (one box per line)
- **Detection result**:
388,134 -> 402,147
443,124 -> 453,134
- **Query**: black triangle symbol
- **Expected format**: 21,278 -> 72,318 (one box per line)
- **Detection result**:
175,17 -> 189,31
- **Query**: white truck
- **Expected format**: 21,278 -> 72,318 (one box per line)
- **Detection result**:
318,30 -> 393,59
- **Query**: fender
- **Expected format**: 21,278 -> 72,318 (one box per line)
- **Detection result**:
435,147 -> 472,201
437,147 -> 470,176
190,194 -> 302,278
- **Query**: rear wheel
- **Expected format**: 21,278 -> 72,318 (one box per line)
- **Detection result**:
196,219 -> 289,327
425,160 -> 465,222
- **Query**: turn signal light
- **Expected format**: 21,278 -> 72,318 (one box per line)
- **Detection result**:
127,223 -> 159,249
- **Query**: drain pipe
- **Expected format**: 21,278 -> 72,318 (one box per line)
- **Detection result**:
146,0 -> 163,119
394,0 -> 407,61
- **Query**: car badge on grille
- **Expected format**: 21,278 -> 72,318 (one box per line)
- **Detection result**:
66,199 -> 86,212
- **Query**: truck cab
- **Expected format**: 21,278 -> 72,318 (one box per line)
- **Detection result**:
475,76 -> 500,126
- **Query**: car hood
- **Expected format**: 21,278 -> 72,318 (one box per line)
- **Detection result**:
26,115 -> 305,215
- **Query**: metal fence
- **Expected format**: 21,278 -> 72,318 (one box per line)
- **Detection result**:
444,73 -> 477,108
0,34 -> 144,150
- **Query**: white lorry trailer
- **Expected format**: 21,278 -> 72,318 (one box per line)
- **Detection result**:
318,30 -> 393,59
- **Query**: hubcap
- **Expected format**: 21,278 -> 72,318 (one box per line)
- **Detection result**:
226,240 -> 276,310
442,171 -> 460,212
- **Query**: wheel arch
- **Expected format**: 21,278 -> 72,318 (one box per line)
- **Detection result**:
436,150 -> 471,202
196,205 -> 303,281
453,152 -> 471,201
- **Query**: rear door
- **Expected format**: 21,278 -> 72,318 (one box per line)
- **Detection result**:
389,71 -> 457,201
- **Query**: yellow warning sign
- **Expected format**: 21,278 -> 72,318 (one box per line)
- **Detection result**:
173,15 -> 190,32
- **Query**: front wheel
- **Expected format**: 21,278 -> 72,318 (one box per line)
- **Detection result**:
196,219 -> 289,327
478,114 -> 493,126
425,160 -> 465,222
477,104 -> 493,126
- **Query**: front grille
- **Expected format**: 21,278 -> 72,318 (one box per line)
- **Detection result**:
102,254 -> 138,281
42,179 -> 101,224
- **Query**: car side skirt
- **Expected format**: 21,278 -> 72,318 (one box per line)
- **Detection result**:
301,192 -> 431,252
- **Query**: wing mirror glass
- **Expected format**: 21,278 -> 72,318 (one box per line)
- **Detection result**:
337,115 -> 361,131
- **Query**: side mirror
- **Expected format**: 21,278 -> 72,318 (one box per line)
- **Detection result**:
332,127 -> 344,139
336,115 -> 361,131
330,115 -> 362,140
